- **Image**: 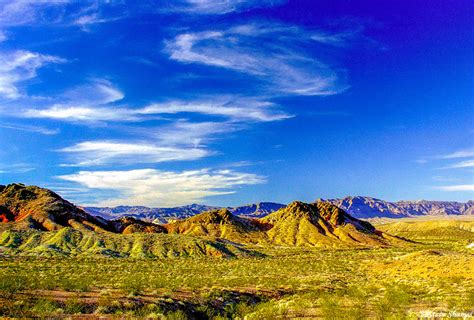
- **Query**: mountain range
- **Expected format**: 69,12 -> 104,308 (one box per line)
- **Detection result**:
322,196 -> 474,218
0,184 -> 407,257
85,202 -> 285,223
84,196 -> 473,221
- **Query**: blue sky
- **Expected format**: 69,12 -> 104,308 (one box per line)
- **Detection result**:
0,0 -> 473,207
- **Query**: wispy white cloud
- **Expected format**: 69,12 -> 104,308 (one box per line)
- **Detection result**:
22,95 -> 290,123
445,160 -> 474,169
440,148 -> 474,159
153,121 -> 235,146
0,122 -> 59,135
435,185 -> 474,192
59,141 -> 210,166
0,50 -> 65,99
21,79 -> 129,121
72,7 -> 126,32
165,23 -> 348,96
73,13 -> 119,30
0,1 -> 49,27
24,105 -> 136,122
142,97 -> 291,122
0,1 -> 123,30
62,79 -> 124,105
166,0 -> 284,15
57,168 -> 266,206
57,121 -> 232,166
310,32 -> 354,47
19,81 -> 288,168
417,148 -> 474,170
0,30 -> 6,42
0,163 -> 35,174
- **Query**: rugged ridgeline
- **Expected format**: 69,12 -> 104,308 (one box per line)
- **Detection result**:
322,196 -> 474,219
85,202 -> 285,223
0,184 -> 254,258
84,204 -> 220,224
0,184 -> 407,256
0,183 -> 110,232
164,208 -> 268,244
0,183 -> 166,233
260,201 -> 402,247
85,198 -> 474,221
229,202 -> 286,218
165,201 -> 405,248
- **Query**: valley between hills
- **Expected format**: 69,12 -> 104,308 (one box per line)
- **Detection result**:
0,183 -> 473,319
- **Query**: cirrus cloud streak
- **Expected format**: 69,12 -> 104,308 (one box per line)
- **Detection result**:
435,185 -> 474,192
0,50 -> 65,99
165,23 -> 349,96
23,95 -> 291,123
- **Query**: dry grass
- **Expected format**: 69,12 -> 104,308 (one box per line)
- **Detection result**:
0,217 -> 473,318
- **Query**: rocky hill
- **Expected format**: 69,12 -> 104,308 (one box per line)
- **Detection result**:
323,196 -> 474,218
164,208 -> 268,243
0,183 -> 111,232
0,183 -> 168,234
260,201 -> 400,247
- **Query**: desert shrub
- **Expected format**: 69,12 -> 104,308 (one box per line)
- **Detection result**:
120,274 -> 146,295
64,297 -> 90,314
320,295 -> 341,320
195,304 -> 218,318
233,301 -> 254,317
32,298 -> 59,314
0,275 -> 27,294
245,300 -> 289,319
166,309 -> 189,320
60,276 -> 90,292
374,285 -> 411,319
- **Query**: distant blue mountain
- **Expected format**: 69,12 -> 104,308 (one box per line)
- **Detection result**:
321,196 -> 474,218
84,202 -> 286,223
85,197 -> 474,223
